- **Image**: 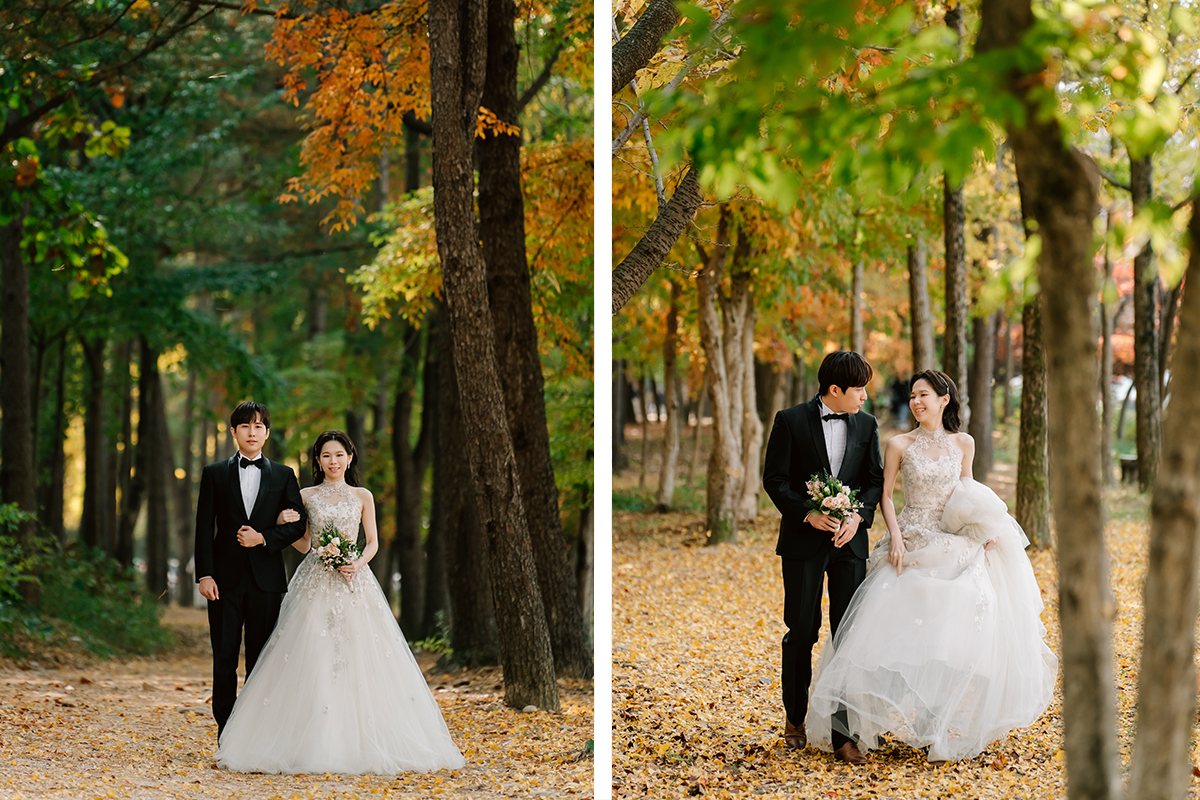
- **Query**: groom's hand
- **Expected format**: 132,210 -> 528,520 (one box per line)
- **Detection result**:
805,511 -> 840,533
832,512 -> 861,548
237,526 -> 265,547
198,577 -> 219,601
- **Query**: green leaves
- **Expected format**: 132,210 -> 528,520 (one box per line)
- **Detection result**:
83,121 -> 131,159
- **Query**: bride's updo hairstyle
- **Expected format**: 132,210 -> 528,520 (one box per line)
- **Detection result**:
909,370 -> 961,433
310,429 -> 362,486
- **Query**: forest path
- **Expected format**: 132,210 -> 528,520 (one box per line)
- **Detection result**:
0,608 -> 592,799
612,486 -> 1199,798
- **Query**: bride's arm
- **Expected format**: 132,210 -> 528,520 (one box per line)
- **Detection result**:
956,433 -> 975,479
880,437 -> 907,574
356,489 -> 379,567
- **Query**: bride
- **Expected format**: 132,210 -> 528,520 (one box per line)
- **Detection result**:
806,370 -> 1057,763
216,430 -> 465,774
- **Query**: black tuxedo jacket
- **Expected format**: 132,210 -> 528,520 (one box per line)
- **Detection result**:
763,396 -> 885,561
194,456 -> 307,594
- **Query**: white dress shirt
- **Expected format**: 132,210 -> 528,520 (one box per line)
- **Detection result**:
819,400 -> 849,478
238,451 -> 263,518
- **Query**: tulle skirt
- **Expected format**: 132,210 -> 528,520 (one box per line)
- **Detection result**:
806,479 -> 1057,761
216,552 -> 465,774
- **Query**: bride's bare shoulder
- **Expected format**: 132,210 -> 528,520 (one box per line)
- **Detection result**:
352,486 -> 374,503
887,431 -> 916,450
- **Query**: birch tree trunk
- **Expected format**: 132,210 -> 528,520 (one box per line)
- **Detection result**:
655,279 -> 682,511
696,207 -> 742,544
1127,197 -> 1200,800
738,290 -> 762,518
850,259 -> 864,354
908,240 -> 936,373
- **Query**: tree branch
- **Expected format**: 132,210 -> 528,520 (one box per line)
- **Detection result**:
612,0 -> 681,95
517,41 -> 564,112
402,109 -> 432,136
613,165 -> 703,314
1100,168 -> 1131,193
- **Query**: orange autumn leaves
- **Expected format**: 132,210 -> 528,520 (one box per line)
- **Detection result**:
257,0 -> 592,233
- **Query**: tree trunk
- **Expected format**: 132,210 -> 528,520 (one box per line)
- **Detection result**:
175,370 -> 196,607
612,0 -> 680,93
392,321 -> 428,634
478,0 -> 590,679
44,337 -> 67,542
655,279 -> 682,512
429,0 -> 560,710
944,179 -> 969,420
575,488 -> 593,648
1100,207 -> 1116,486
344,410 -> 367,457
738,289 -> 762,518
850,259 -> 865,354
115,341 -> 137,566
1126,197 -> 1200,800
968,313 -> 996,480
438,316 -> 500,666
141,340 -> 171,602
613,359 -> 628,471
613,166 -> 703,314
981,3 -> 1117,794
696,207 -> 742,544
1158,282 -> 1181,401
419,319 -> 449,640
1131,154 -> 1161,492
80,336 -> 110,551
638,367 -> 650,488
685,369 -> 709,488
0,210 -> 37,542
908,240 -> 936,373
1002,317 -> 1015,423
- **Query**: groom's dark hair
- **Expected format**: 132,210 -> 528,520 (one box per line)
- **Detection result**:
230,401 -> 271,430
818,351 -> 873,397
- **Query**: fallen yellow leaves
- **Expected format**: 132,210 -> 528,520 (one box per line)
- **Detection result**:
613,486 -> 1200,798
0,608 -> 593,799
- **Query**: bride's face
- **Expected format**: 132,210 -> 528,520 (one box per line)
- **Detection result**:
318,440 -> 353,480
909,379 -> 948,425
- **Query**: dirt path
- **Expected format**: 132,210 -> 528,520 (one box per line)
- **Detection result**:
0,608 -> 593,799
612,493 -> 1200,799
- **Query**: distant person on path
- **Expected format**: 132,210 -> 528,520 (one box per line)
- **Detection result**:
762,351 -> 885,765
806,370 -> 1056,763
194,401 -> 307,742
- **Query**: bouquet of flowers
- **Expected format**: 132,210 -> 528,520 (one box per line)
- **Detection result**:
314,523 -> 361,590
804,472 -> 860,521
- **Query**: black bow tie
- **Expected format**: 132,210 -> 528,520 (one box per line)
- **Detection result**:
822,413 -> 849,421
240,457 -> 265,470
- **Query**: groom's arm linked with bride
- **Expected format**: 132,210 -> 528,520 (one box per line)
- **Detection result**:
761,351 -> 886,765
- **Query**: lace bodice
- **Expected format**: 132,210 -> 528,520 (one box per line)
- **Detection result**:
305,480 -> 363,540
897,428 -> 963,535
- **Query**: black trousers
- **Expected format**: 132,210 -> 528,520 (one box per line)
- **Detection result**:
781,548 -> 866,747
207,573 -> 283,737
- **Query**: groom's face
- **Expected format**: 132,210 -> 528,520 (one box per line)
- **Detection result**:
231,416 -> 270,458
827,385 -> 868,414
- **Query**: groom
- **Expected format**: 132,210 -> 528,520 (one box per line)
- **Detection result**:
763,351 -> 885,765
194,401 -> 307,740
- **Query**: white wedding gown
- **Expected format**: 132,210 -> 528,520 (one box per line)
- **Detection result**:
806,429 -> 1057,761
216,480 -> 465,774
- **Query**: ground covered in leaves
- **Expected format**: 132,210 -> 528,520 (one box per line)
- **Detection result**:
613,481 -> 1200,799
0,607 -> 592,799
